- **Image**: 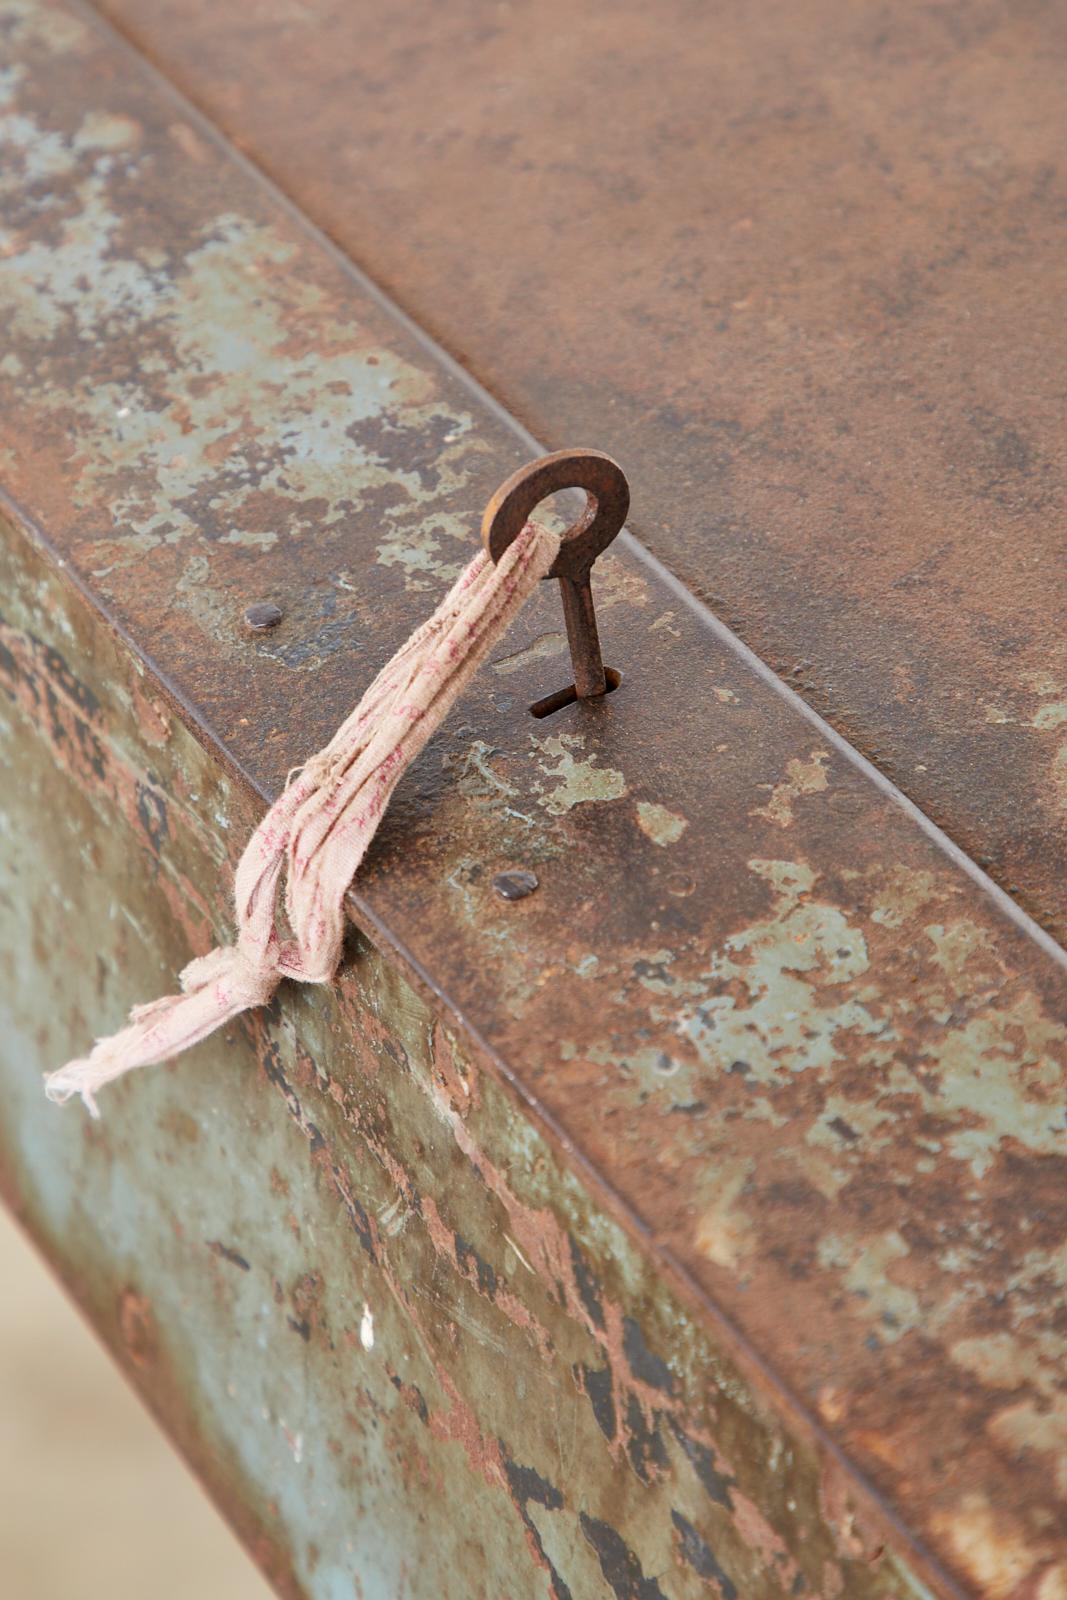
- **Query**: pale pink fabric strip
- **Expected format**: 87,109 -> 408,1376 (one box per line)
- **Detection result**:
45,520 -> 560,1117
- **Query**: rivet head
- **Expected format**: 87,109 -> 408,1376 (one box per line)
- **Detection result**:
244,602 -> 283,632
665,871 -> 695,898
492,869 -> 539,902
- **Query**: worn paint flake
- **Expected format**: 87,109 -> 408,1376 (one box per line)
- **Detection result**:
635,800 -> 688,846
753,750 -> 831,828
534,733 -> 627,815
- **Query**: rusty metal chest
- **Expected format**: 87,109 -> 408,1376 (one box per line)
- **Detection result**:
3,3 -> 1067,1597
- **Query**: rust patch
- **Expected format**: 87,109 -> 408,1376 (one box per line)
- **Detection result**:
88,0 -> 1067,953
118,1286 -> 158,1369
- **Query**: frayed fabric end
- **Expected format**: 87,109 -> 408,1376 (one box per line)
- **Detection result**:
44,1063 -> 105,1119
42,941 -> 287,1115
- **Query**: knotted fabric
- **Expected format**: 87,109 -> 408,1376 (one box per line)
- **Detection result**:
46,519 -> 560,1116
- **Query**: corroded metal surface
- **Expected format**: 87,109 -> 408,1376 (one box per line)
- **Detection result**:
3,4 -> 1067,1598
1,515 -> 932,1600
87,0 -> 1067,947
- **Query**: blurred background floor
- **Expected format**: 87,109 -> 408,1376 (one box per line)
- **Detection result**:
0,1205 -> 272,1600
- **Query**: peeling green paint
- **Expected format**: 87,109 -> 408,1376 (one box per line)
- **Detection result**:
636,801 -> 688,846
534,732 -> 627,815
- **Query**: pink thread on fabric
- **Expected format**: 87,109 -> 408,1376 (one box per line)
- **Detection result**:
45,520 -> 560,1117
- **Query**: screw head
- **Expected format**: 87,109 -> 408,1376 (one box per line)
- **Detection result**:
244,602 -> 283,632
492,869 -> 539,902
